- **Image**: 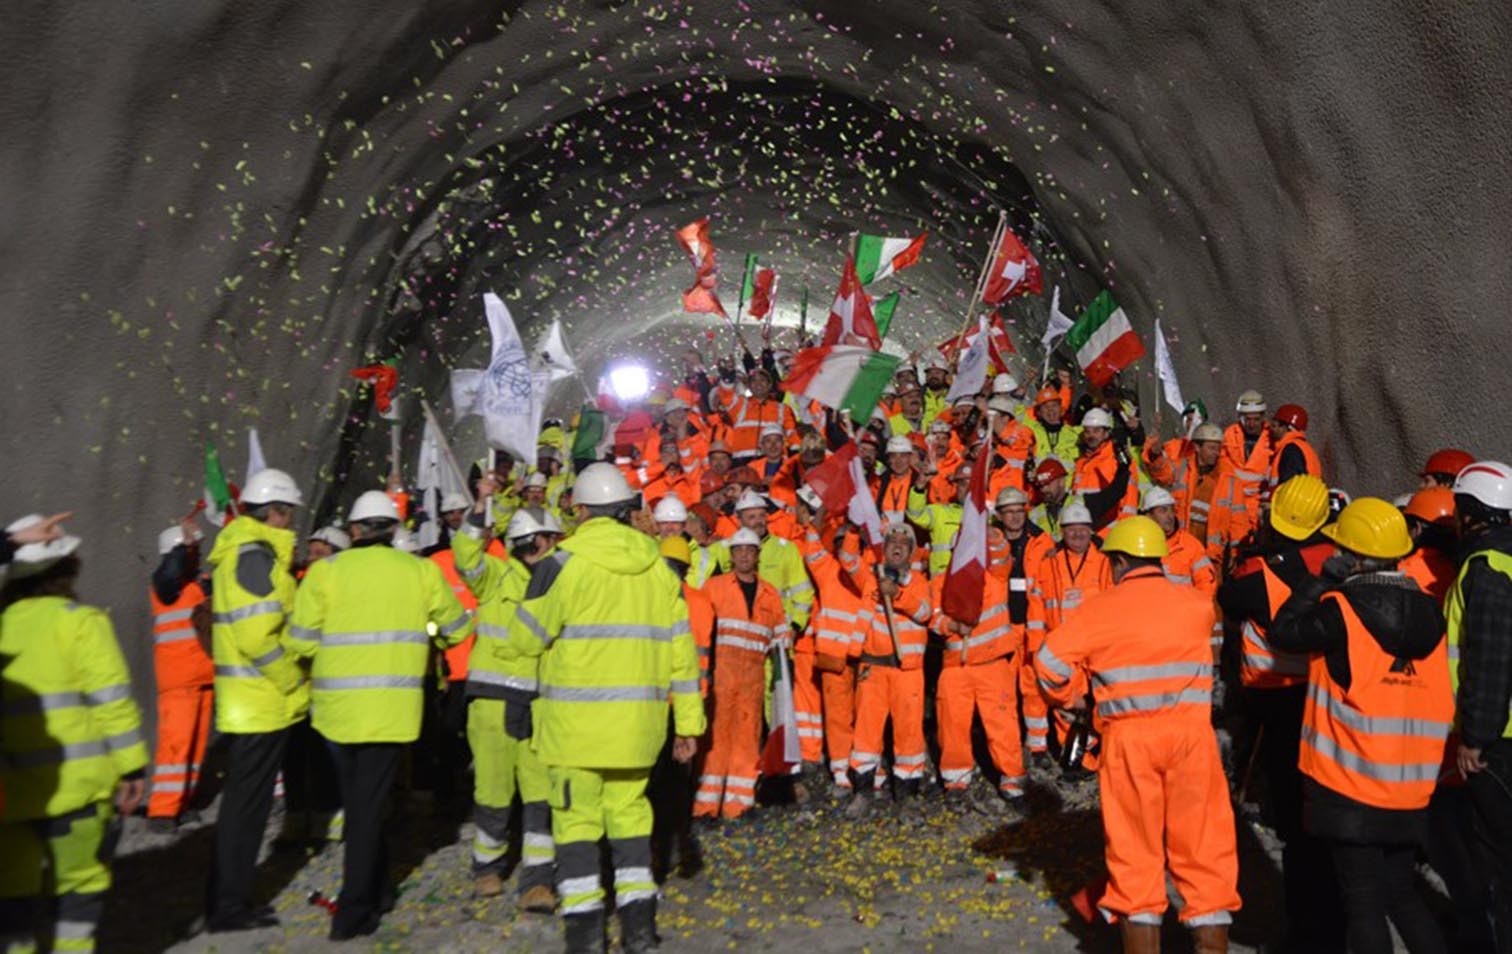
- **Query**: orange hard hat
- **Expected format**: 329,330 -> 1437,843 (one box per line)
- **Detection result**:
1035,385 -> 1060,406
1421,448 -> 1475,479
1274,404 -> 1308,431
1404,487 -> 1456,527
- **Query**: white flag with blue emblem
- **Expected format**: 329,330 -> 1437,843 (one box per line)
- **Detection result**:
477,292 -> 550,464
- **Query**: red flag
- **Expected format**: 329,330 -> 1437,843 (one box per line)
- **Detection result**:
941,432 -> 992,626
982,227 -> 1042,304
937,312 -> 1017,371
820,258 -> 881,349
350,362 -> 399,414
749,267 -> 776,320
675,218 -> 727,317
802,443 -> 860,514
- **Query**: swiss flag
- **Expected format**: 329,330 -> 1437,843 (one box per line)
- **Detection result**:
675,218 -> 728,317
938,311 -> 1017,372
982,227 -> 1042,305
801,442 -> 860,514
820,258 -> 881,350
748,267 -> 776,321
941,436 -> 991,626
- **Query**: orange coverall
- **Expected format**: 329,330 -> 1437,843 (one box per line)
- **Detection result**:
931,574 -> 1025,796
1025,544 -> 1112,757
848,567 -> 932,783
799,530 -> 865,783
147,580 -> 215,819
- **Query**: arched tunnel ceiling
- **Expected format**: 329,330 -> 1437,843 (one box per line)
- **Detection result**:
4,1 -> 1510,640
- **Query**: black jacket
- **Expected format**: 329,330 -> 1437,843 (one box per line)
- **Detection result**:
1453,524 -> 1512,749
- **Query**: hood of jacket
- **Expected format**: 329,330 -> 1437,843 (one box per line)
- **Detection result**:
1338,572 -> 1445,661
1459,523 -> 1512,564
208,515 -> 295,571
561,517 -> 663,576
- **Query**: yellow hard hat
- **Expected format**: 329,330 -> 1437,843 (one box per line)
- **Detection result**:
1100,516 -> 1169,559
1322,497 -> 1413,559
1269,474 -> 1330,541
659,535 -> 692,564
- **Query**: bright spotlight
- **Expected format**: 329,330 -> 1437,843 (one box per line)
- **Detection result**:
608,364 -> 651,402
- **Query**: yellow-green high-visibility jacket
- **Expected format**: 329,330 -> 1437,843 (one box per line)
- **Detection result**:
1446,546 -> 1512,741
0,597 -> 149,821
452,520 -> 537,700
1029,502 -> 1064,540
907,487 -> 963,577
506,517 -> 706,769
287,543 -> 471,744
208,515 -> 307,733
1017,411 -> 1082,465
710,533 -> 814,629
689,542 -> 719,590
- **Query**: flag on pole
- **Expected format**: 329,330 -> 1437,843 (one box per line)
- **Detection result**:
350,360 -> 401,421
245,428 -> 266,486
819,258 -> 881,349
982,226 -> 1043,304
1042,285 -> 1077,378
570,403 -> 611,464
853,232 -> 927,285
533,319 -> 579,383
676,218 -> 727,317
473,292 -> 551,462
739,253 -> 759,310
941,433 -> 992,625
1066,290 -> 1146,388
759,639 -> 802,775
945,314 -> 994,404
203,441 -> 235,527
748,267 -> 776,323
940,311 -> 1016,369
780,344 -> 901,421
847,456 -> 886,550
1153,318 -> 1186,416
798,286 -> 809,339
416,414 -> 472,551
873,291 -> 901,339
802,442 -> 861,514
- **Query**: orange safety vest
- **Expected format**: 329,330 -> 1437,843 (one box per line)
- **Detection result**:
1400,546 -> 1455,604
1072,441 -> 1139,527
1163,530 -> 1217,595
1298,591 -> 1453,811
1232,543 -> 1331,688
149,581 -> 214,691
1028,545 -> 1113,635
703,572 -> 788,671
930,574 -> 1016,667
800,531 -> 867,662
429,542 -> 502,682
721,396 -> 795,457
685,582 -> 715,697
877,473 -> 913,528
1266,431 -> 1322,487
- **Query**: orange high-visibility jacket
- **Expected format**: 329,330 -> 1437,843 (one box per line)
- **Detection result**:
703,572 -> 789,671
1143,438 -> 1222,535
1028,545 -> 1114,636
717,395 -> 796,457
685,581 -> 715,697
930,573 -> 1017,667
1266,430 -> 1322,488
854,567 -> 932,670
149,581 -> 214,692
1072,441 -> 1139,527
1162,530 -> 1217,595
799,530 -> 867,662
1226,543 -> 1331,689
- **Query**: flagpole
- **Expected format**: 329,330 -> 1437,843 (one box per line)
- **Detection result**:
953,210 -> 1009,357
420,399 -> 476,506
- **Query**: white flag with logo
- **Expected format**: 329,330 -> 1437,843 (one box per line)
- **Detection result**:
416,414 -> 472,550
1153,318 -> 1186,416
534,318 -> 578,383
476,292 -> 550,463
945,314 -> 992,404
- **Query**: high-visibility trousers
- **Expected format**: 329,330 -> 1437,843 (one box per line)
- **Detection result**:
822,666 -> 856,786
938,657 -> 1025,796
849,663 -> 926,780
1096,716 -> 1241,926
147,684 -> 213,819
548,766 -> 655,916
695,659 -> 763,818
467,698 -> 553,887
792,649 -> 825,765
1018,649 -> 1050,753
0,802 -> 116,954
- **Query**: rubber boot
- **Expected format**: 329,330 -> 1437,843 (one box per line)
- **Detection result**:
1191,924 -> 1228,954
618,898 -> 658,954
895,777 -> 921,802
845,771 -> 874,819
563,909 -> 606,954
1120,921 -> 1160,954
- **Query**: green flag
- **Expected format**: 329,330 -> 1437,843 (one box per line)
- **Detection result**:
874,291 -> 901,339
571,404 -> 608,463
203,441 -> 233,525
739,253 -> 759,310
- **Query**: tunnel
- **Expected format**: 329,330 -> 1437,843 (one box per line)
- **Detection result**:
5,0 -> 1510,714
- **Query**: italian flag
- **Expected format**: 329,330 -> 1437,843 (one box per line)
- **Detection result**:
1066,290 -> 1146,388
203,441 -> 236,526
873,291 -> 900,339
853,232 -> 926,285
780,344 -> 901,421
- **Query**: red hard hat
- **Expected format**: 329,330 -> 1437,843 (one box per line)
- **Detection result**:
1274,404 -> 1308,431
1404,487 -> 1456,527
1421,448 -> 1475,479
699,471 -> 725,497
1033,458 -> 1068,484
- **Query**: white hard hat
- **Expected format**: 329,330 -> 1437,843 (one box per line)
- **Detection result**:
728,527 -> 763,549
392,527 -> 420,553
524,472 -> 549,489
1453,460 -> 1512,512
310,526 -> 351,551
992,373 -> 1019,395
759,423 -> 784,440
574,462 -> 635,506
995,488 -> 1029,508
541,509 -> 564,534
987,395 -> 1016,415
734,489 -> 768,512
796,486 -> 823,512
885,436 -> 914,456
663,397 -> 691,413
881,382 -> 897,397
440,491 -> 470,513
1081,408 -> 1114,430
883,521 -> 915,540
1235,390 -> 1267,414
1140,486 -> 1177,512
157,524 -> 201,556
4,515 -> 81,579
242,468 -> 304,507
1193,423 -> 1224,443
924,351 -> 949,371
1060,502 -> 1094,526
349,490 -> 400,523
653,496 -> 688,522
505,508 -> 550,542
928,420 -> 952,435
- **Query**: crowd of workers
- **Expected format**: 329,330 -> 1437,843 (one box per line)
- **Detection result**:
2,344 -> 1511,954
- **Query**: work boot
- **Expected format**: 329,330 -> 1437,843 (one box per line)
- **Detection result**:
894,777 -> 921,802
473,872 -> 505,899
1119,921 -> 1160,954
844,772 -> 874,819
146,816 -> 177,835
1190,924 -> 1228,954
518,883 -> 558,914
617,898 -> 658,954
563,909 -> 606,954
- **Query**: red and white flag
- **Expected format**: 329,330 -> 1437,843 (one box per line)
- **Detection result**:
938,311 -> 1016,372
748,267 -> 776,325
820,258 -> 881,350
759,641 -> 801,775
675,218 -> 727,317
847,455 -> 886,553
941,435 -> 991,626
982,226 -> 1042,304
801,442 -> 860,514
